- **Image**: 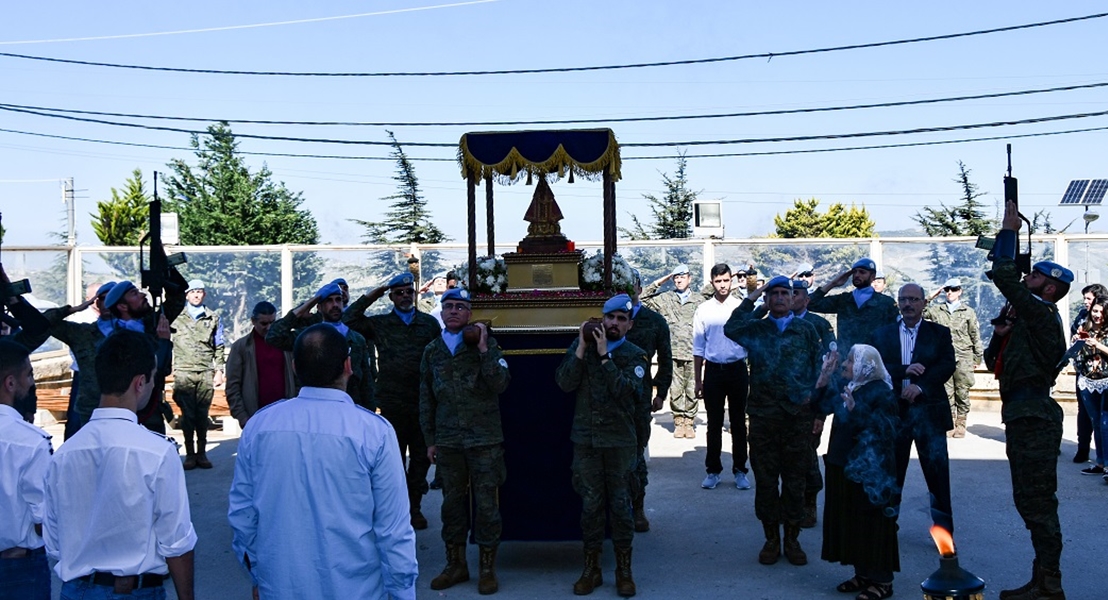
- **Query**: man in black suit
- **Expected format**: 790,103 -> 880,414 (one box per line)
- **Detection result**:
871,282 -> 957,533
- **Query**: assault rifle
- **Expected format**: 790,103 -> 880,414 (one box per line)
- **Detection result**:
139,172 -> 187,310
977,144 -> 1033,275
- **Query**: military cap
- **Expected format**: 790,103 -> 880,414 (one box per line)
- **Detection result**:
875,271 -> 886,280
94,281 -> 117,298
943,277 -> 962,289
851,257 -> 877,272
795,262 -> 814,275
441,288 -> 471,304
764,275 -> 793,291
330,277 -> 348,287
186,279 -> 205,292
387,273 -> 415,288
1032,261 -> 1074,284
104,281 -> 136,308
316,282 -> 343,299
603,294 -> 633,314
670,264 -> 690,277
791,278 -> 810,290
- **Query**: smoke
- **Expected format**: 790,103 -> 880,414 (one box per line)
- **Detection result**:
843,406 -> 901,509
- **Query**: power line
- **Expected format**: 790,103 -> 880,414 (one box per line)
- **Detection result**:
6,80 -> 1108,127
5,102 -> 1108,148
0,12 -> 1104,77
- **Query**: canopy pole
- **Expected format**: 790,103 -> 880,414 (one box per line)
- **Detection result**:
485,174 -> 495,256
603,168 -> 615,289
467,170 -> 478,290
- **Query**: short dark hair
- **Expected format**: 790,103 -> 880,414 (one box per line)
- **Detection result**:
251,301 -> 278,319
96,330 -> 156,396
446,271 -> 457,281
1082,283 -> 1108,297
710,263 -> 731,279
0,339 -> 30,382
293,324 -> 348,387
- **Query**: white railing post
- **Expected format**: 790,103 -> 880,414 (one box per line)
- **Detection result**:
702,238 -> 715,283
280,245 -> 293,313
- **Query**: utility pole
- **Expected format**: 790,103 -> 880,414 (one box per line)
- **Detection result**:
61,177 -> 76,247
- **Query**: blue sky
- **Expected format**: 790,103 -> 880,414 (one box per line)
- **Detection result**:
2,1 -> 1107,247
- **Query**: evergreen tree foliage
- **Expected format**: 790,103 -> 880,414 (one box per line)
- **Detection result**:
351,131 -> 448,245
91,168 -> 150,246
772,198 -> 876,238
913,161 -> 993,236
621,154 -> 698,240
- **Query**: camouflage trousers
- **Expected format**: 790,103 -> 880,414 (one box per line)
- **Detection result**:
630,404 -> 652,499
945,357 -> 975,417
748,414 -> 814,526
172,370 -> 213,434
381,407 -> 431,496
572,444 -> 636,550
437,444 -> 506,547
1005,416 -> 1064,570
669,359 -> 698,419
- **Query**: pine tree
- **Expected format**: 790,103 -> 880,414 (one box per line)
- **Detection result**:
91,168 -> 150,246
352,131 -> 448,245
621,154 -> 698,240
773,198 -> 875,238
913,161 -> 993,236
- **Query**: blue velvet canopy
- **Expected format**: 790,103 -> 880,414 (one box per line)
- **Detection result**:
458,128 -> 621,183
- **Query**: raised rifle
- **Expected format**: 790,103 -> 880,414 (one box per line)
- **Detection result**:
977,144 -> 1033,275
138,172 -> 187,311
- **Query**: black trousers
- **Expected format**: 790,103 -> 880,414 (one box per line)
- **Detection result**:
703,359 -> 749,475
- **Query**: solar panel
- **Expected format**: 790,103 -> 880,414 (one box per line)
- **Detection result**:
1060,179 -> 1090,205
1084,179 -> 1108,206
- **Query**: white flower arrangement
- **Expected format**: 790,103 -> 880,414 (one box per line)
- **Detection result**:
454,255 -> 508,295
579,250 -> 635,293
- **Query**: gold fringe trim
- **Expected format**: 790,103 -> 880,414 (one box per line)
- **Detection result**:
458,129 -> 621,183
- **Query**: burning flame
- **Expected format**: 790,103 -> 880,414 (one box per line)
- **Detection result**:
929,525 -> 955,557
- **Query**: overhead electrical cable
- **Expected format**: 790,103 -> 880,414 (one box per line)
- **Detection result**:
0,12 -> 1104,77
5,80 -> 1107,127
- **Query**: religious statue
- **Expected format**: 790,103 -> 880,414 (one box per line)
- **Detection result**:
520,175 -> 570,253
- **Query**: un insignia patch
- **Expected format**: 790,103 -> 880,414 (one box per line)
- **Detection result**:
634,366 -> 645,378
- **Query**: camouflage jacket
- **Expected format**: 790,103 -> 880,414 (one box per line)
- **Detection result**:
751,305 -> 836,356
555,339 -> 646,448
172,306 -> 224,373
419,335 -> 511,449
41,308 -> 107,421
807,288 -> 898,353
924,301 -> 983,363
641,282 -> 701,361
990,246 -> 1066,423
724,299 -> 821,419
343,295 -> 441,413
266,310 -> 376,411
626,304 -> 674,403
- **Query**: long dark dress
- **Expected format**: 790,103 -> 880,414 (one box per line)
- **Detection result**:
819,379 -> 901,573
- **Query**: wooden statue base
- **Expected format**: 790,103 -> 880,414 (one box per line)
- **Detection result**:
503,251 -> 582,293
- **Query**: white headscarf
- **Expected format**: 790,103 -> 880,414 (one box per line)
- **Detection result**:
846,344 -> 893,392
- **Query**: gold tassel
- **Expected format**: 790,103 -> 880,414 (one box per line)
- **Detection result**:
525,170 -> 533,185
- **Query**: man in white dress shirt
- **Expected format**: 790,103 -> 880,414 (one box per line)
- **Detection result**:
44,330 -> 196,600
693,263 -> 751,491
229,323 -> 418,600
0,340 -> 53,600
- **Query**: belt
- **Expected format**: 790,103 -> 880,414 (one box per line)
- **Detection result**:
706,359 -> 746,368
79,572 -> 165,591
0,546 -> 42,559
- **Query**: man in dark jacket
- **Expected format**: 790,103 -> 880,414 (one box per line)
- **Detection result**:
871,282 -> 957,534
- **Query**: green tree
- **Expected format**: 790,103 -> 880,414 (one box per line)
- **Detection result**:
621,154 -> 698,241
772,198 -> 876,238
913,161 -> 993,236
91,168 -> 150,246
162,122 -> 321,338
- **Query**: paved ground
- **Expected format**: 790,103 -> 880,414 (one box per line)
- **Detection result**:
39,402 -> 1106,599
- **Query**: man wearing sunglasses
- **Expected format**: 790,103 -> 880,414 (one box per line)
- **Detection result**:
925,278 -> 983,439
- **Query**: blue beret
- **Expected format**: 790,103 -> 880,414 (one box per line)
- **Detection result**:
1033,261 -> 1074,284
670,264 -> 690,277
851,258 -> 877,272
790,278 -> 810,290
186,279 -> 205,292
441,288 -> 470,303
105,280 -> 136,308
603,294 -> 633,314
387,273 -> 415,288
330,278 -> 348,287
316,282 -> 343,299
95,281 -> 117,298
765,275 -> 793,291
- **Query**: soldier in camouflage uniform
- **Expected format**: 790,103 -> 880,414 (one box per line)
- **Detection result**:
808,257 -> 898,355
626,269 -> 673,533
725,276 -> 820,567
420,288 -> 511,594
792,279 -> 835,529
988,201 -> 1070,600
172,279 -> 225,470
642,264 -> 701,438
267,281 -> 375,411
555,294 -> 646,597
343,272 -> 441,531
924,278 -> 983,438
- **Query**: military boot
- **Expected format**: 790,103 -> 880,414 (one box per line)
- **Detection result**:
614,546 -> 636,597
632,493 -> 650,532
999,560 -> 1039,599
783,524 -> 808,565
685,418 -> 696,438
673,417 -> 685,439
430,543 -> 469,590
182,433 -> 197,471
799,493 -> 818,528
409,492 -> 428,530
758,522 -> 780,565
195,429 -> 212,469
477,545 -> 498,594
572,548 -> 602,595
1036,566 -> 1066,600
952,414 -> 967,438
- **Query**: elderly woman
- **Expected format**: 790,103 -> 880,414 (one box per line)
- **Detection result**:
815,344 -> 900,600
